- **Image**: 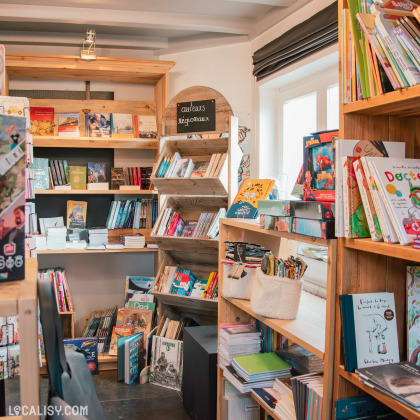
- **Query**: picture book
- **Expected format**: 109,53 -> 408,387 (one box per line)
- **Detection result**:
117,333 -> 144,384
124,276 -> 154,305
87,162 -> 107,183
58,113 -> 80,137
63,337 -> 98,375
0,347 -> 7,380
335,139 -> 405,237
85,113 -> 111,138
7,344 -> 19,377
111,167 -> 125,190
126,301 -> 156,311
339,292 -> 399,372
0,96 -> 30,129
335,395 -> 392,420
227,179 -> 275,219
66,200 -> 87,229
121,308 -> 153,337
181,220 -> 198,237
368,157 -> 420,245
29,107 -> 54,136
111,113 -> 134,138
69,166 -> 86,190
191,161 -> 210,178
135,115 -> 158,139
407,266 -> 420,366
31,157 -> 49,190
172,158 -> 193,178
150,335 -> 183,391
0,114 -> 26,281
109,326 -> 132,356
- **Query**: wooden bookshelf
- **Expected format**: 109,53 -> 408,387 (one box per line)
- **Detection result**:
151,236 -> 219,253
150,177 -> 228,196
217,219 -> 337,420
250,393 -> 282,420
37,248 -> 158,255
335,1 -> 420,418
152,292 -> 218,315
35,189 -> 158,195
41,354 -> 117,374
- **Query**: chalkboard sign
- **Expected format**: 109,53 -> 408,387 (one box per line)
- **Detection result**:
177,99 -> 216,133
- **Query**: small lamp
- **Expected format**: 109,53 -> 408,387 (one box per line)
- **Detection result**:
81,29 -> 96,61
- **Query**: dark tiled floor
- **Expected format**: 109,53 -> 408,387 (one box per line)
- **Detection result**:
5,370 -> 191,419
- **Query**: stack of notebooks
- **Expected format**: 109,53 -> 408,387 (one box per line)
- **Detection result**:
223,352 -> 292,393
218,323 -> 261,369
276,346 -> 324,375
120,234 -> 145,249
46,226 -> 67,250
291,374 -> 323,420
88,228 -> 108,249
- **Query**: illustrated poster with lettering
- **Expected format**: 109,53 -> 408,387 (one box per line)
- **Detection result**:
368,157 -> 420,245
352,292 -> 399,369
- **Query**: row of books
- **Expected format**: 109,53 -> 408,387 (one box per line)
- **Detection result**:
341,1 -> 420,103
29,107 -> 158,139
155,208 -> 226,239
106,199 -> 157,230
156,316 -> 190,341
111,167 -> 153,190
0,344 -> 20,379
335,395 -> 400,420
156,152 -> 227,179
38,268 -> 74,313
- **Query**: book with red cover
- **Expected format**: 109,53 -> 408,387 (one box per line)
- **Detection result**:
167,214 -> 180,236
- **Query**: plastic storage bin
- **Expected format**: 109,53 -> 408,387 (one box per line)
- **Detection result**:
221,259 -> 260,300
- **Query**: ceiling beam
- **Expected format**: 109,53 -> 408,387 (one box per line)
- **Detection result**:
0,4 -> 254,36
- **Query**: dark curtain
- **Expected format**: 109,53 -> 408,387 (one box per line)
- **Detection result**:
252,1 -> 338,81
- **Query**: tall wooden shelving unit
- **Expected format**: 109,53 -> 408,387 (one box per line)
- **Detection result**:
334,2 -> 420,418
217,219 -> 337,420
150,86 -> 242,324
3,54 -> 174,370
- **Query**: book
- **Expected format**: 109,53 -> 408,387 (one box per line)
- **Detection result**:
85,113 -> 111,137
87,162 -> 107,183
111,113 -> 134,138
117,333 -> 144,384
28,107 -> 54,136
66,200 -> 87,229
135,115 -> 157,139
0,347 -> 7,380
150,335 -> 183,391
108,326 -> 132,356
191,161 -> 210,178
335,395 -> 393,420
69,166 -> 86,190
121,307 -> 153,337
58,113 -> 80,137
31,158 -> 49,190
227,179 -> 275,219
172,158 -> 193,178
0,96 -> 30,129
339,292 -> 399,372
124,276 -> 154,305
407,266 -> 420,366
111,167 -> 125,190
63,337 -> 98,375
7,344 -> 19,377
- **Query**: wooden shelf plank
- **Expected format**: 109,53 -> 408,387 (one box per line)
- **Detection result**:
35,189 -> 158,195
37,248 -> 158,255
338,366 -> 420,419
220,218 -> 330,247
151,235 -> 219,253
41,354 -> 117,374
250,392 -> 282,420
343,85 -> 420,116
152,291 -> 218,314
162,137 -> 229,155
225,291 -> 326,359
33,136 -> 159,149
343,238 -> 420,262
151,177 -> 227,196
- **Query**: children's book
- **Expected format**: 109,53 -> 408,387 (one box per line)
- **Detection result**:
111,113 -> 134,138
87,162 -> 107,183
172,159 -> 193,178
0,96 -> 30,129
227,179 -> 275,219
0,347 -> 7,380
135,115 -> 158,139
121,308 -> 153,337
58,113 -> 80,137
191,161 -> 210,178
85,113 -> 111,137
66,200 -> 87,229
29,107 -> 54,136
111,167 -> 125,190
368,157 -> 420,245
7,344 -> 19,377
63,337 -> 98,375
69,166 -> 86,190
339,292 -> 399,372
117,333 -> 144,384
150,335 -> 183,391
31,158 -> 49,190
124,276 -> 154,305
407,266 -> 420,366
109,326 -> 132,356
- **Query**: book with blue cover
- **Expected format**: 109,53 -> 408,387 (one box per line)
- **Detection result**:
63,337 -> 98,375
31,158 -> 49,190
335,395 -> 393,420
117,333 -> 144,384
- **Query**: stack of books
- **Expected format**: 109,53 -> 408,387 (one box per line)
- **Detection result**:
46,226 -> 67,250
276,346 -> 324,375
38,268 -> 74,312
66,240 -> 87,250
218,323 -> 261,369
88,228 -> 108,249
120,234 -> 145,249
291,374 -> 324,420
224,352 -> 292,393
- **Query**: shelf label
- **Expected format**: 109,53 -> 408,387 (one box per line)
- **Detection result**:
176,99 -> 216,133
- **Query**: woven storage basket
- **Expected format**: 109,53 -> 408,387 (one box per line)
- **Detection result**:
250,268 -> 303,319
221,259 -> 260,300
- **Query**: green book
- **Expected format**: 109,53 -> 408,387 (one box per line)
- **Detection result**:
125,301 -> 156,311
233,352 -> 291,374
69,166 -> 87,190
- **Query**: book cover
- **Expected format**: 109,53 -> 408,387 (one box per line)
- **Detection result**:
407,266 -> 420,366
181,220 -> 198,237
108,326 -> 132,356
66,200 -> 87,229
227,179 -> 275,219
69,166 -> 86,190
121,308 -> 153,337
125,333 -> 144,385
29,107 -> 54,136
58,113 -> 80,137
172,159 -> 191,178
111,167 -> 125,190
191,161 -> 210,178
0,96 -> 30,129
63,337 -> 98,375
111,113 -> 134,138
87,162 -> 107,183
85,113 -> 111,138
31,158 -> 49,190
135,115 -> 157,139
150,335 -> 183,391
0,347 -> 7,379
335,395 -> 392,420
124,276 -> 154,305
7,344 -> 19,377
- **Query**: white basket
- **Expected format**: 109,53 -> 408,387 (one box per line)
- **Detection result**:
222,259 -> 260,300
250,268 -> 303,319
